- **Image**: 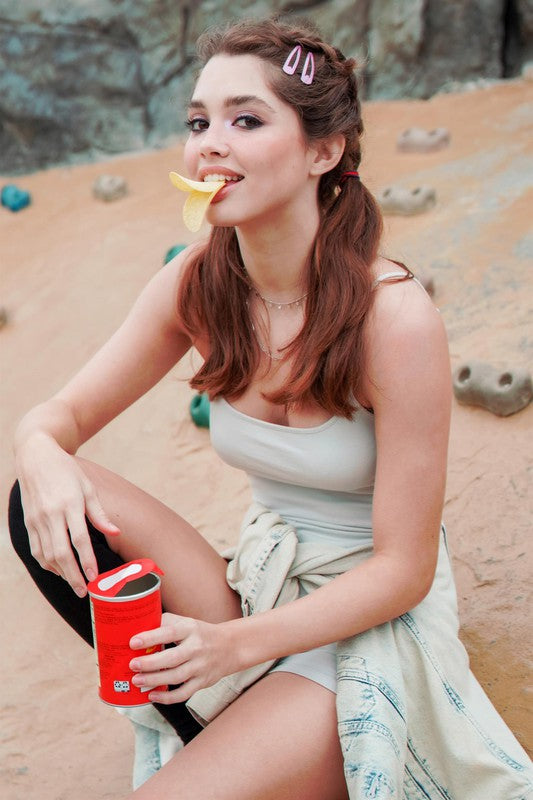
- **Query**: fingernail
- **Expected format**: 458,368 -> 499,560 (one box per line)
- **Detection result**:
86,569 -> 96,582
130,660 -> 141,671
130,637 -> 143,649
132,674 -> 143,685
74,586 -> 86,598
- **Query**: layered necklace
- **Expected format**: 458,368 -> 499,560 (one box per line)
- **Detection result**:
248,289 -> 308,361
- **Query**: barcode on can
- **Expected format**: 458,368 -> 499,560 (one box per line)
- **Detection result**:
114,680 -> 130,693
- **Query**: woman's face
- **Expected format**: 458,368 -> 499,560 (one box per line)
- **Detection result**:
183,53 -> 319,229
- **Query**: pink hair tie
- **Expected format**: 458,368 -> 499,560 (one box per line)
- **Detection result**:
339,171 -> 361,185
282,45 -> 315,85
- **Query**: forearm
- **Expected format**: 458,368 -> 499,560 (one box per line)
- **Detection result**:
228,550 -> 437,673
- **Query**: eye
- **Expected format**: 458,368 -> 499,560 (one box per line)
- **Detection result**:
233,114 -> 263,130
185,117 -> 209,133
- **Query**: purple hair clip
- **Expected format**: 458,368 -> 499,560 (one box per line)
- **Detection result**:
282,45 -> 315,85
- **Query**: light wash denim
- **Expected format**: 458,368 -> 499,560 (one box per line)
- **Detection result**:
121,504 -> 531,796
188,503 -> 532,799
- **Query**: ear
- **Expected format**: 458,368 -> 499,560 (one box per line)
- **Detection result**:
308,134 -> 345,176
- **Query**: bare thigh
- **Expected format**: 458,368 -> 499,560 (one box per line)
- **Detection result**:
127,672 -> 348,800
77,457 -> 242,623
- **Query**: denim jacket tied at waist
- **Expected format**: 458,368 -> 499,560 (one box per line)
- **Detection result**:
186,503 -> 533,800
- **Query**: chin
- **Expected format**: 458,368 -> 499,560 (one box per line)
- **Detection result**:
207,209 -> 248,229
207,202 -> 275,231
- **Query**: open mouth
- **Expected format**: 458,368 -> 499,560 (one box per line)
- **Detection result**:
169,170 -> 243,231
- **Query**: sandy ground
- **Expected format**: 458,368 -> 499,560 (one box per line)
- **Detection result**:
1,77 -> 532,798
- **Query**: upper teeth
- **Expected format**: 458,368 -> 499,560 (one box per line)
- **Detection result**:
203,173 -> 241,182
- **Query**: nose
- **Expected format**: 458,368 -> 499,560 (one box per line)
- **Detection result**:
199,122 -> 230,158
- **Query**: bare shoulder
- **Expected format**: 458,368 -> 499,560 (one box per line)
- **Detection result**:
367,256 -> 444,347
158,238 -> 206,287
364,257 -> 450,411
143,239 -> 206,326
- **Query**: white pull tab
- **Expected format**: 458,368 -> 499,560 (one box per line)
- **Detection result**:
98,562 -> 142,591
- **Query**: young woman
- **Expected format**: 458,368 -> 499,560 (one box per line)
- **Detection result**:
9,18 -> 531,800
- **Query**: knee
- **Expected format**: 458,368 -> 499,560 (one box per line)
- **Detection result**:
8,481 -> 32,562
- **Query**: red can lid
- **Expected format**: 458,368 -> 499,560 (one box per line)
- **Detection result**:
87,558 -> 164,598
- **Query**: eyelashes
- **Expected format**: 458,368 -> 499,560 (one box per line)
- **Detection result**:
234,114 -> 263,130
185,117 -> 208,133
185,113 -> 263,132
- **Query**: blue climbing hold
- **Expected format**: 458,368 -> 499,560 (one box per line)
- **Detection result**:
1,184 -> 31,212
164,244 -> 187,265
190,393 -> 210,428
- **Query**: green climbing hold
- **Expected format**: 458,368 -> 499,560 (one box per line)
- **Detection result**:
190,393 -> 210,428
164,244 -> 187,265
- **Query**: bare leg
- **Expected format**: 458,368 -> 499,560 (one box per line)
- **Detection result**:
77,457 -> 242,622
126,672 -> 348,800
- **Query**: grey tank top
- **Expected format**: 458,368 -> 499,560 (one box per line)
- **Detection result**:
209,271 -> 422,550
210,398 -> 376,549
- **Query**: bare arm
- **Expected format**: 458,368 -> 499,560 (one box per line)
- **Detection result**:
235,278 -> 451,660
14,251 -> 195,595
131,277 -> 452,702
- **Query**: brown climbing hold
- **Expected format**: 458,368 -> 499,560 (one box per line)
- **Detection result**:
377,185 -> 436,216
93,175 -> 128,202
453,361 -> 532,417
397,127 -> 451,153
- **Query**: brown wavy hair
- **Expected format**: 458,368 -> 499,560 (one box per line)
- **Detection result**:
177,17 -> 384,418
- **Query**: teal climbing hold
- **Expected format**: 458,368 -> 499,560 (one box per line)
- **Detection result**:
164,244 -> 187,265
1,184 -> 31,212
189,393 -> 210,428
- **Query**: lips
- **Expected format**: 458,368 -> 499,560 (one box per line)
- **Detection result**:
169,170 -> 244,231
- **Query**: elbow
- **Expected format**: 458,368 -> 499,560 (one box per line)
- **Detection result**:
404,557 -> 438,610
410,574 -> 434,608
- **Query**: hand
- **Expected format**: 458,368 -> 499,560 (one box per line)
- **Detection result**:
17,434 -> 120,597
129,613 -> 240,704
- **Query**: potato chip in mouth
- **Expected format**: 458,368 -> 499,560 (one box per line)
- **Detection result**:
169,172 -> 225,232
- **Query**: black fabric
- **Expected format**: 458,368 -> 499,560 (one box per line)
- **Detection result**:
8,481 -> 202,744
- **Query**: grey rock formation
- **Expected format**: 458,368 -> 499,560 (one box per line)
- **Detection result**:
1,0 -> 531,174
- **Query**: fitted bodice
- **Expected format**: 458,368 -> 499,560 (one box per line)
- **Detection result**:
209,398 -> 376,548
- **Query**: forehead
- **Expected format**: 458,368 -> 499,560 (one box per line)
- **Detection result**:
192,54 -> 278,104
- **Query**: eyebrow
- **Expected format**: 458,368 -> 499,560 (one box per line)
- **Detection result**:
188,95 -> 276,113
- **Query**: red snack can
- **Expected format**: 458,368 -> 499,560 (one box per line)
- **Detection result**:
88,559 -> 168,707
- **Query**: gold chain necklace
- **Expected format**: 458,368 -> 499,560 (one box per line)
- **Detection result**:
246,292 -> 306,361
254,289 -> 308,310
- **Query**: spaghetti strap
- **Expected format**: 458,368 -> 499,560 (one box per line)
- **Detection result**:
372,269 -> 425,291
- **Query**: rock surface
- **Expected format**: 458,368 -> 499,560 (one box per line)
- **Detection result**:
1,0 -> 532,173
0,77 -> 531,798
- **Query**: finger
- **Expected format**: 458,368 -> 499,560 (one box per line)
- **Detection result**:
65,509 -> 98,584
26,523 -> 46,566
148,678 -> 201,705
129,643 -> 188,674
130,617 -> 190,651
84,486 -> 121,537
46,514 -> 88,597
27,525 -> 62,576
26,519 -> 62,575
132,661 -> 192,691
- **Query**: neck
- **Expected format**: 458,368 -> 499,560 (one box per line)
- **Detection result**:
235,199 -> 320,302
